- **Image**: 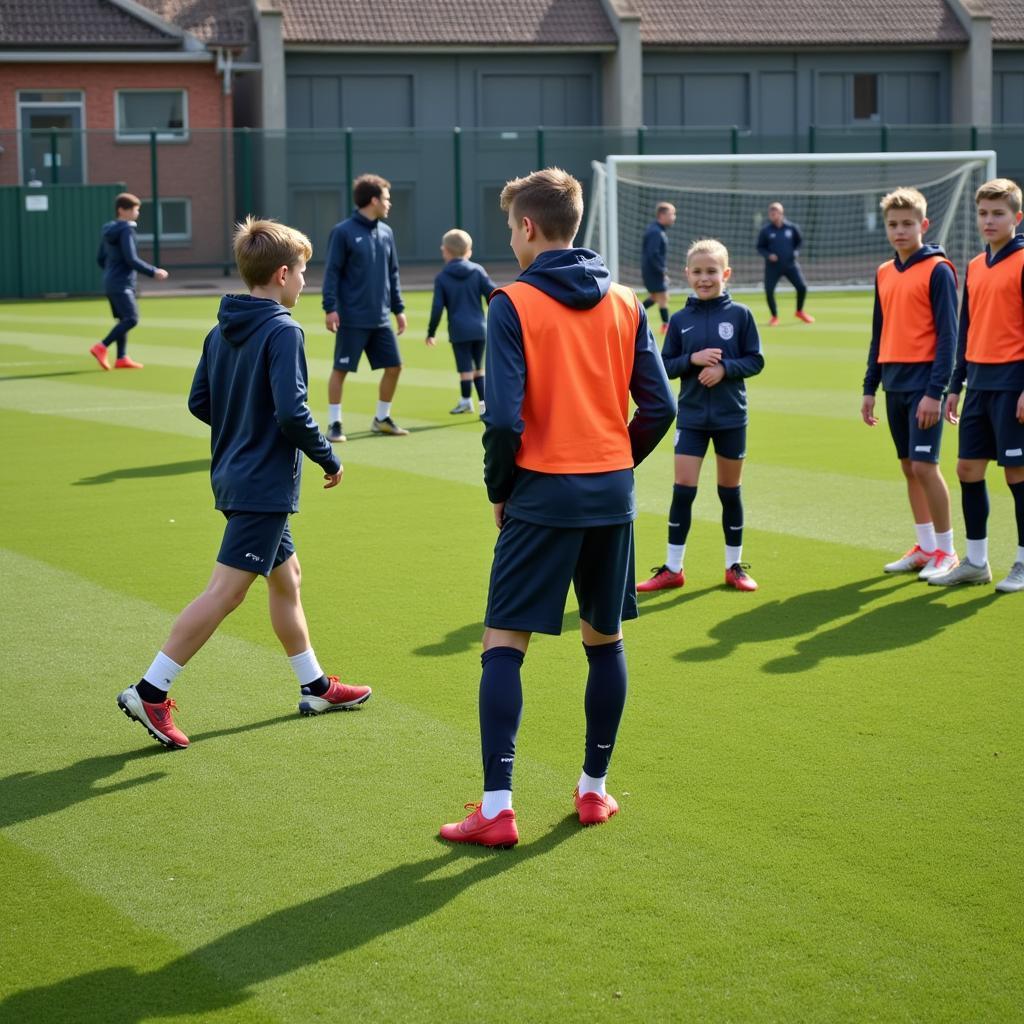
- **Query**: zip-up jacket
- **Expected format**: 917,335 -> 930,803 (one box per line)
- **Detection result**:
662,293 -> 764,430
188,295 -> 340,513
427,258 -> 497,341
950,233 -> 1024,394
96,219 -> 157,292
863,243 -> 957,399
321,210 -> 404,327
756,219 -> 802,267
641,220 -> 668,282
483,247 -> 675,527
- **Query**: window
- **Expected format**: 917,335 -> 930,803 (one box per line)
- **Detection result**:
116,90 -> 188,140
853,74 -> 879,122
136,198 -> 191,242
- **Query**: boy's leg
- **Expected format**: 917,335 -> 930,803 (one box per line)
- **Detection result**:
998,469 -> 1024,591
647,289 -> 670,330
639,442 -> 701,591
715,441 -> 757,591
327,369 -> 347,442
471,341 -> 485,405
786,265 -> 809,313
94,290 -> 141,367
930,457 -> 992,585
480,628 -> 530,814
451,342 -> 475,411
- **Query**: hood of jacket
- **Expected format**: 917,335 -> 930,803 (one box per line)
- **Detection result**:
517,248 -> 610,311
217,294 -> 291,348
894,242 -> 947,271
102,219 -> 133,243
442,258 -> 479,281
683,293 -> 732,314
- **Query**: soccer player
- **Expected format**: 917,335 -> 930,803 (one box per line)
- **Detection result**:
90,192 -> 168,370
322,173 -> 408,441
861,188 -> 959,580
932,178 -> 1024,592
117,218 -> 370,750
641,202 -> 677,333
757,201 -> 813,326
425,228 -> 496,414
439,168 -> 676,847
638,239 -> 764,594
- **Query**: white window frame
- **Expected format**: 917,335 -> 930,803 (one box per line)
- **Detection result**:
115,88 -> 189,142
136,197 -> 192,243
16,90 -> 87,185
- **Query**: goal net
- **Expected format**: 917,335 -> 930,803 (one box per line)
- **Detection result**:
583,151 -> 997,291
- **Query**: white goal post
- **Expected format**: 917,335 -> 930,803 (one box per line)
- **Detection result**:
583,151 -> 998,291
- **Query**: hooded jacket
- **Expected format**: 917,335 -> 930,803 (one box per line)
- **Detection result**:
427,258 -> 497,341
188,296 -> 340,513
96,219 -> 157,292
483,248 -> 676,527
641,220 -> 669,283
757,219 -> 802,268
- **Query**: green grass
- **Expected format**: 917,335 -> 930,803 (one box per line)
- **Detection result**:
0,289 -> 1021,1023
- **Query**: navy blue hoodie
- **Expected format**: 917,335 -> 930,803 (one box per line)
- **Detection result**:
188,296 -> 340,513
483,248 -> 676,527
96,219 -> 157,292
662,293 -> 764,430
427,259 -> 497,341
321,211 -> 404,327
863,243 -> 958,399
757,219 -> 802,268
641,220 -> 669,282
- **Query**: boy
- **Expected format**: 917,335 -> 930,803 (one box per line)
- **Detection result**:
757,201 -> 813,325
117,217 -> 371,750
439,168 -> 675,847
641,202 -> 676,333
638,239 -> 764,594
932,178 -> 1024,592
425,228 -> 496,414
860,188 -> 959,580
322,174 -> 408,442
90,192 -> 168,370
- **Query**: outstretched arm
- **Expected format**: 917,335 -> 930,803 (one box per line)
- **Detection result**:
628,306 -> 676,466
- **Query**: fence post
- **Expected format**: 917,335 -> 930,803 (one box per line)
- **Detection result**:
731,125 -> 739,154
808,124 -> 816,152
880,123 -> 889,152
970,124 -> 978,150
453,126 -> 463,228
49,131 -> 59,185
344,128 -> 353,206
240,127 -> 253,216
536,126 -> 544,169
149,130 -> 161,267
637,125 -> 645,155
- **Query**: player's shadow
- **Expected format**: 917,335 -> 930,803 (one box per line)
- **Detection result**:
0,814 -> 580,1022
0,369 -> 93,383
762,587 -> 998,675
677,575 -> 900,663
342,420 -> 479,443
73,458 -> 210,486
412,612 -> 577,656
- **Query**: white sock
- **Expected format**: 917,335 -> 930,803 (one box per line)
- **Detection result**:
288,648 -> 324,687
666,543 -> 685,573
328,403 -> 341,424
967,537 -> 988,566
578,771 -> 606,797
915,522 -> 937,552
935,529 -> 954,555
143,651 -> 182,692
376,400 -> 392,421
481,790 -> 513,818
725,544 -> 743,568
1017,546 -> 1024,565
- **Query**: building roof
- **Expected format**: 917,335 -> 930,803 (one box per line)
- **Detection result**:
988,0 -> 1024,43
634,0 -> 970,47
279,0 -> 618,47
0,0 -> 178,47
135,0 -> 253,47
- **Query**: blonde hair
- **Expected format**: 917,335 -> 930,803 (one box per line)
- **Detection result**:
975,177 -> 1023,215
233,217 -> 312,289
442,228 -> 472,256
499,167 -> 583,242
686,238 -> 729,267
880,187 -> 927,219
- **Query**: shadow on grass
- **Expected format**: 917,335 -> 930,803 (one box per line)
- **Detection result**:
0,370 -> 93,383
73,458 -> 210,486
0,814 -> 580,1022
342,419 -> 480,444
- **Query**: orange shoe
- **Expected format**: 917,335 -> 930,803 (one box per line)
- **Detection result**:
637,565 -> 684,592
298,675 -> 372,716
440,803 -> 519,847
768,316 -> 780,327
574,787 -> 619,826
795,310 -> 815,324
117,685 -> 189,748
725,562 -> 758,591
115,355 -> 144,369
89,343 -> 111,370
660,322 -> 669,334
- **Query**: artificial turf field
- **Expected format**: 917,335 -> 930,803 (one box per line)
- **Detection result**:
0,287 -> 1021,1024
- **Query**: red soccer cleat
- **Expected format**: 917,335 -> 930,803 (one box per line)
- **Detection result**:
660,322 -> 669,334
574,787 -> 620,826
298,675 -> 372,716
725,562 -> 758,591
89,343 -> 111,370
117,685 -> 189,748
439,803 -> 519,847
768,316 -> 780,327
637,565 -> 684,592
795,310 -> 815,324
115,355 -> 144,369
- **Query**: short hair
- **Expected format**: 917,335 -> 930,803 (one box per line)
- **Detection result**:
768,201 -> 784,211
686,238 -> 729,267
233,216 -> 312,289
353,174 -> 390,210
499,167 -> 583,242
880,187 -> 927,220
115,192 -> 141,212
442,228 -> 472,256
975,177 -> 1023,214
656,202 -> 676,215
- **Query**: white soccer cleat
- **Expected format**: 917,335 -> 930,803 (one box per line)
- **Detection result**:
928,559 -> 992,587
918,550 -> 958,581
995,562 -> 1024,593
884,545 -> 933,573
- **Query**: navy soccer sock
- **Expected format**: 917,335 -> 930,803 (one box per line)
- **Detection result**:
668,484 -> 698,545
582,639 -> 628,779
795,284 -> 808,312
136,679 -> 167,703
718,485 -> 743,546
642,296 -> 656,309
961,479 -> 989,547
460,379 -> 472,399
300,675 -> 330,697
479,646 -> 525,792
659,306 -> 669,325
1009,480 -> 1024,547
765,284 -> 778,318
473,375 -> 485,400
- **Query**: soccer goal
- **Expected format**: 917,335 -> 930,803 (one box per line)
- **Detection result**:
583,151 -> 998,291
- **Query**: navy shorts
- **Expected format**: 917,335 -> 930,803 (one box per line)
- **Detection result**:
485,517 -> 637,636
217,512 -> 295,577
958,389 -> 1024,466
107,287 -> 139,324
885,390 -> 943,463
643,272 -> 669,294
452,339 -> 485,374
674,425 -> 747,460
333,325 -> 401,373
